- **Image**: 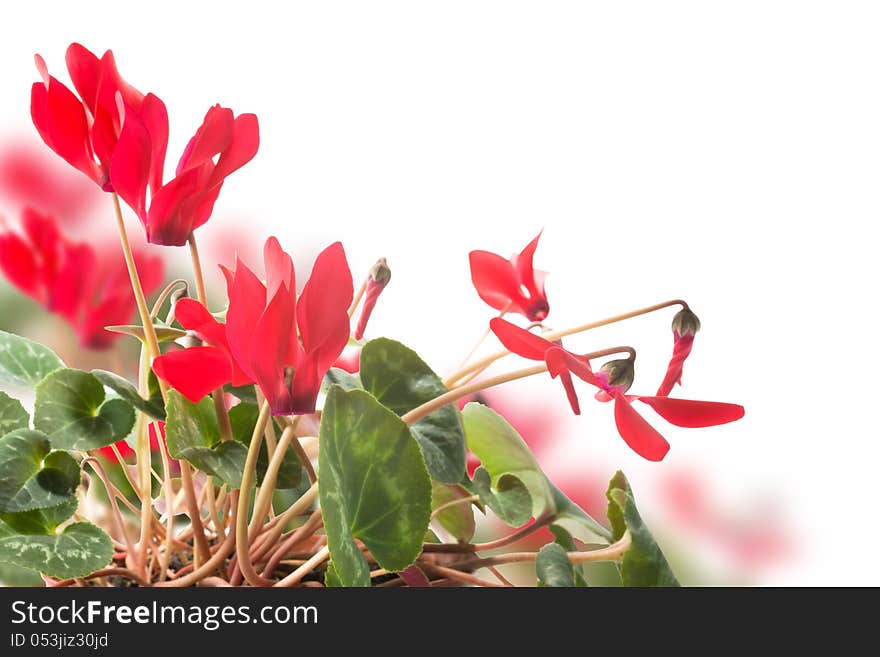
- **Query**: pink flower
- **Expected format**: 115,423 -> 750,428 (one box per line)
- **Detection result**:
469,231 -> 549,321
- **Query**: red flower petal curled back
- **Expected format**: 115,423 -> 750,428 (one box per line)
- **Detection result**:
469,231 -> 549,321
153,237 -> 353,416
657,308 -> 701,396
0,208 -> 163,349
111,103 -> 259,246
30,43 -> 146,191
489,318 -> 744,461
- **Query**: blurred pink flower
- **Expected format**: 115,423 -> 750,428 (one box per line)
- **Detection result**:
0,140 -> 99,223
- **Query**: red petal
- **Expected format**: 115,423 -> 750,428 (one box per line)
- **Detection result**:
544,346 -> 603,388
0,232 -> 42,300
613,392 -> 670,462
249,286 -> 295,412
512,230 -> 542,290
211,112 -> 260,183
263,236 -> 295,300
656,332 -> 695,396
176,105 -> 233,175
152,346 -> 232,403
64,43 -> 100,115
558,370 -> 581,415
30,74 -> 101,184
144,167 -> 201,245
140,94 -> 169,195
634,396 -> 745,428
109,103 -> 151,220
489,318 -> 551,361
222,258 -> 266,380
296,242 -> 353,369
50,241 -> 93,321
174,298 -> 228,347
469,249 -> 521,314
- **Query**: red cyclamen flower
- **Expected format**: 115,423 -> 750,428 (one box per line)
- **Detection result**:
153,237 -> 353,415
489,318 -> 744,461
30,43 -> 145,191
354,258 -> 390,340
469,230 -> 549,321
111,101 -> 259,246
0,141 -> 99,223
656,307 -> 700,396
0,208 -> 163,349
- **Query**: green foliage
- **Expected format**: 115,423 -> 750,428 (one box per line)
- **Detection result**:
606,471 -> 680,587
34,369 -> 136,450
536,543 -> 576,587
431,482 -> 476,543
462,402 -> 609,541
0,430 -> 79,513
0,329 -> 64,388
0,391 -> 30,436
92,369 -> 166,420
0,520 -> 113,579
319,386 -> 432,587
360,338 -> 466,483
164,391 -> 248,488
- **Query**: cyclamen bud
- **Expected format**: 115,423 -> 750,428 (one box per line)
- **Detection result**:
355,258 -> 391,340
671,308 -> 701,337
599,358 -> 635,392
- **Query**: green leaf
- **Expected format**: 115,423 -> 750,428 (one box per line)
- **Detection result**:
536,543 -> 576,587
470,466 -> 533,527
319,386 -> 432,587
549,482 -> 612,544
105,323 -> 186,343
229,403 -> 303,490
0,561 -> 42,586
322,367 -> 362,392
0,521 -> 113,579
0,329 -> 64,388
549,525 -> 588,587
0,497 -> 78,535
92,369 -> 166,420
360,338 -> 466,483
33,369 -> 136,450
225,383 -> 257,403
431,482 -> 476,543
0,430 -> 79,513
164,391 -> 247,488
606,471 -> 679,587
0,391 -> 30,435
462,402 -> 610,541
324,561 -> 343,588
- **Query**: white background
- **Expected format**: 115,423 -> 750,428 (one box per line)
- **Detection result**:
1,1 -> 878,584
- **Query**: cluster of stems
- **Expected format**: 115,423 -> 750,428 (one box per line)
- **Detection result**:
53,197 -> 686,587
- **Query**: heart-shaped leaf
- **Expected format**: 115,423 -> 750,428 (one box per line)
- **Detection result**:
431,482 -> 476,543
0,391 -> 30,435
0,497 -> 78,535
360,338 -> 466,483
322,367 -> 362,393
606,471 -> 679,587
92,369 -> 165,420
536,542 -> 576,587
0,329 -> 64,388
34,369 -> 136,450
549,525 -> 588,586
462,402 -> 609,541
319,386 -> 431,586
0,430 -> 79,513
164,391 -> 248,488
0,520 -> 113,579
